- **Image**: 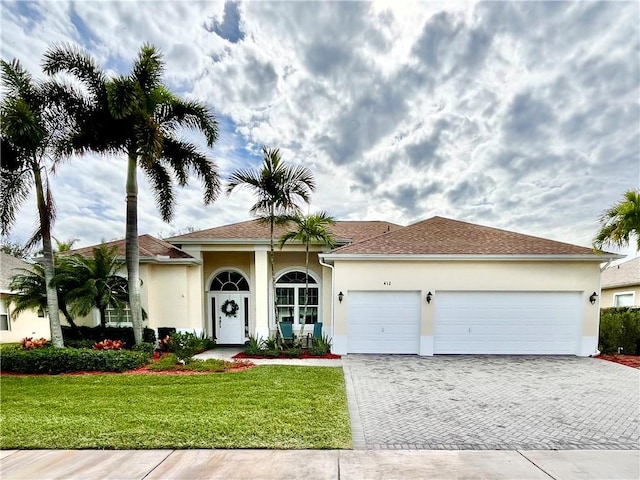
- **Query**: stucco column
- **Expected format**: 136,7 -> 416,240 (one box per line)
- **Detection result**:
254,247 -> 270,339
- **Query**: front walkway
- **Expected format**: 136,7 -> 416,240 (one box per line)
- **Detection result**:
195,347 -> 343,367
1,449 -> 638,479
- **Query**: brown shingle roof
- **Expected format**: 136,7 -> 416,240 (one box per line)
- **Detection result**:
601,257 -> 640,288
329,216 -> 596,256
0,252 -> 32,291
67,235 -> 194,260
168,219 -> 402,244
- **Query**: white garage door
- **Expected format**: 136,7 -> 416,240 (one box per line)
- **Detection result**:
434,291 -> 582,355
348,291 -> 420,354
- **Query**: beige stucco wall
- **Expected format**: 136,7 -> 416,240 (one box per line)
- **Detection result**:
144,263 -> 203,331
601,285 -> 640,308
0,295 -> 52,343
331,260 -> 602,355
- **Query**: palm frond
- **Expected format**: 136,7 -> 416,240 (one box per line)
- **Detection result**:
42,43 -> 107,99
161,138 -> 221,204
0,166 -> 32,235
133,43 -> 164,94
143,161 -> 175,222
0,59 -> 37,104
594,189 -> 640,251
159,98 -> 219,146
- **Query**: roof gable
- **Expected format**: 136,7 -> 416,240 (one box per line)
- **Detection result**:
329,216 -> 597,256
601,257 -> 640,288
67,235 -> 194,260
0,252 -> 32,291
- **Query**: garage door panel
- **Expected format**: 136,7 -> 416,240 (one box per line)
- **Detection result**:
434,291 -> 582,355
348,291 -> 420,354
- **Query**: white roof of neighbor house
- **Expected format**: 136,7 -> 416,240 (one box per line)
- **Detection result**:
601,256 -> 640,289
0,252 -> 32,292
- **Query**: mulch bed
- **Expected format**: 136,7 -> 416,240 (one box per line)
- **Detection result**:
233,351 -> 341,360
596,354 -> 640,369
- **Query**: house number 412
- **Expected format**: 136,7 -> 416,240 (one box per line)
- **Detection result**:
383,281 -> 392,285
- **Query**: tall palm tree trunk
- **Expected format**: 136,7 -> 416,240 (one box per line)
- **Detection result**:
301,243 -> 309,339
33,163 -> 64,347
125,148 -> 144,345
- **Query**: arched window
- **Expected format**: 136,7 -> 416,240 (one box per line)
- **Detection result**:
210,271 -> 250,292
275,270 -> 319,325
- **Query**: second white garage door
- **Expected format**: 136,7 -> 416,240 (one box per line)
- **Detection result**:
434,291 -> 582,355
347,291 -> 421,354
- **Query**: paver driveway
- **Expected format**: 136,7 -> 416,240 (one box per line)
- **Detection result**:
342,355 -> 640,450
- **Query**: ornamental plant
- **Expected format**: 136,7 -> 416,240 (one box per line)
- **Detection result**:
20,337 -> 49,350
167,332 -> 201,364
93,339 -> 124,350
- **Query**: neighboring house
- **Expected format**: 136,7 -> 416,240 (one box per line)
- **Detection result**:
67,216 -> 619,357
600,257 -> 640,308
0,252 -> 51,343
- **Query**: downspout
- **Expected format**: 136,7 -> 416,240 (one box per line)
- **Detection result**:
318,255 -> 335,344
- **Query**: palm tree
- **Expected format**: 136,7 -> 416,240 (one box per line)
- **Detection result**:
594,190 -> 640,252
43,43 -> 221,344
8,257 -> 79,330
227,147 -> 315,335
55,245 -> 130,328
0,59 -> 79,347
279,212 -> 336,336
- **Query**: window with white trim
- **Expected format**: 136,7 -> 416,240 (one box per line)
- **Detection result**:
275,271 -> 319,325
0,299 -> 9,331
105,305 -> 132,326
614,292 -> 635,307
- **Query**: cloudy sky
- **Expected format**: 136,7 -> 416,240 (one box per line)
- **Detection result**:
1,1 -> 639,257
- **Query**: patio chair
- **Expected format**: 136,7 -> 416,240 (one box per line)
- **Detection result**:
312,322 -> 323,340
279,321 -> 295,347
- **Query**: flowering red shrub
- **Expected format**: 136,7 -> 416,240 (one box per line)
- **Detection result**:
20,337 -> 49,350
93,339 -> 125,350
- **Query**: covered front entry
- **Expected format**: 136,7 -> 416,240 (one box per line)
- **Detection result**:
433,291 -> 583,354
347,291 -> 421,354
208,270 -> 250,345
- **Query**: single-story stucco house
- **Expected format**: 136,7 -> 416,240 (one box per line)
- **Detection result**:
64,216 -> 619,357
600,256 -> 640,308
0,252 -> 51,343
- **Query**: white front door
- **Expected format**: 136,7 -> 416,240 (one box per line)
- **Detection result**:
211,293 -> 246,344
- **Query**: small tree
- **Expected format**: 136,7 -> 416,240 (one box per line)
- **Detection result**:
594,190 -> 640,252
8,257 -> 79,330
227,147 -> 315,336
56,245 -> 130,328
279,212 -> 336,337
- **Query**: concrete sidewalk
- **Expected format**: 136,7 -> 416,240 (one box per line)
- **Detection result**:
1,449 -> 638,479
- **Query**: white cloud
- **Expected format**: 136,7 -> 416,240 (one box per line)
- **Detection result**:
1,0 -> 638,257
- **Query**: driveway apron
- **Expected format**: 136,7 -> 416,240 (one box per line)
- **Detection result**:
342,355 -> 640,450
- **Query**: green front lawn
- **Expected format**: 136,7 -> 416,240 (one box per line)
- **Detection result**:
0,366 -> 351,449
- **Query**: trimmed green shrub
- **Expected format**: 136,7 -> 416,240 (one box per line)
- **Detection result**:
132,342 -> 155,355
283,348 -> 302,358
61,326 -> 156,346
167,332 -> 201,364
64,339 -> 95,349
599,307 -> 640,355
0,347 -> 150,374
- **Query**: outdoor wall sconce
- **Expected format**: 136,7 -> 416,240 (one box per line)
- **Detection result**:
589,292 -> 598,305
426,292 -> 433,304
338,291 -> 344,303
